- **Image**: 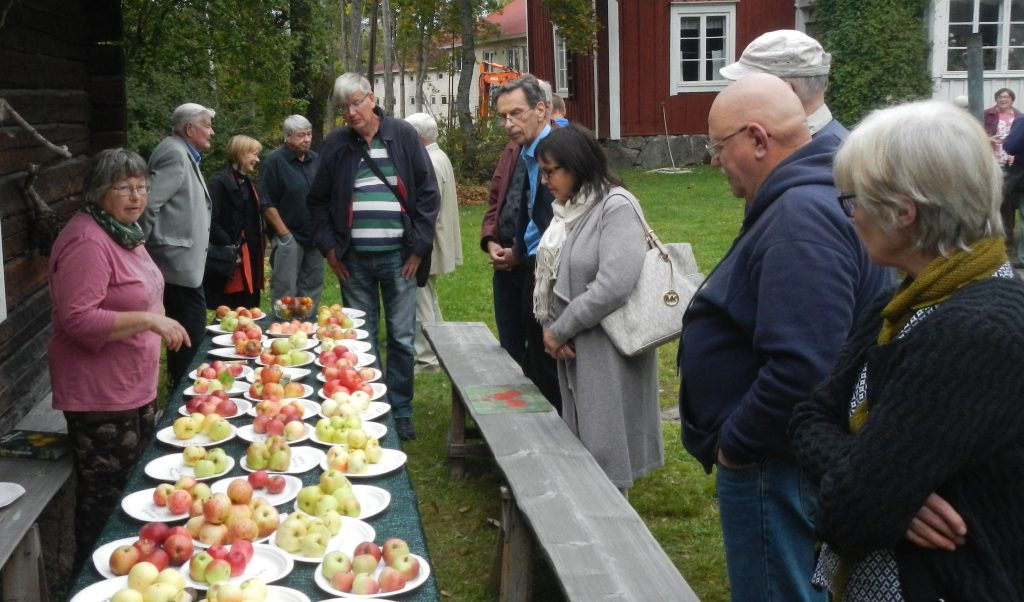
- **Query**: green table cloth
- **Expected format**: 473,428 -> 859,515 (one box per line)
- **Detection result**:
67,324 -> 439,601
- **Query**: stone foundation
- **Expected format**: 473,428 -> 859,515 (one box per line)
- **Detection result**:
603,135 -> 711,171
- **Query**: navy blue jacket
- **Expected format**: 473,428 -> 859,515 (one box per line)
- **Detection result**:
679,133 -> 890,473
308,107 -> 439,261
1002,115 -> 1024,157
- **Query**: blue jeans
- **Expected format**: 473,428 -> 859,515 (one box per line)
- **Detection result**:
716,456 -> 825,602
340,250 -> 416,419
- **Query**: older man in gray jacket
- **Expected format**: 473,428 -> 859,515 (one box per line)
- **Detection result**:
140,102 -> 215,391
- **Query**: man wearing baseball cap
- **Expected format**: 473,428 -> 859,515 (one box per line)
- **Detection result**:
721,29 -> 847,147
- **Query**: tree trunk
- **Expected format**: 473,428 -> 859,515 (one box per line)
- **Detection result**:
456,0 -> 475,132
289,0 -> 317,143
381,0 -> 395,116
351,0 -> 365,74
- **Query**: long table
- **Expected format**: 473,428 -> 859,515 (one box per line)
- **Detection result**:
67,325 -> 439,601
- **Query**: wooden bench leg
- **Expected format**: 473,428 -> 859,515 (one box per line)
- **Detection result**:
447,386 -> 466,479
2,523 -> 47,602
491,485 -> 531,602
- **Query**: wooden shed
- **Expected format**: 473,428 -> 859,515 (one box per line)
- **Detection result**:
0,0 -> 126,432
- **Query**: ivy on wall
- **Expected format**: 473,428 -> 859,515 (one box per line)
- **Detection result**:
816,0 -> 933,127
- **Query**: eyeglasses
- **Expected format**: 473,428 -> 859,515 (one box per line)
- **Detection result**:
340,92 -> 370,114
540,165 -> 563,178
838,193 -> 857,217
495,107 -> 535,126
706,125 -> 749,159
110,184 -> 150,197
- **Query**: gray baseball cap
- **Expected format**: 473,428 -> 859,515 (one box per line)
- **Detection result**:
720,30 -> 831,79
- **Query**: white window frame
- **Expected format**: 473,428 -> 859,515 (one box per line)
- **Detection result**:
669,1 -> 736,94
939,0 -> 1024,74
482,50 -> 496,65
553,29 -> 569,96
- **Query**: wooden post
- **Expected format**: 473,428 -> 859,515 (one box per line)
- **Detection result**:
2,524 -> 46,602
498,486 -> 532,602
448,386 -> 466,479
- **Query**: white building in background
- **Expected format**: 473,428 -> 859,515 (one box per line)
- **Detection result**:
371,0 -> 527,123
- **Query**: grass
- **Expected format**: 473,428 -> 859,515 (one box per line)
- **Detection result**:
261,166 -> 742,600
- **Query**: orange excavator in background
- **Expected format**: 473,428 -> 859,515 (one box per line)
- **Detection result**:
478,61 -> 521,120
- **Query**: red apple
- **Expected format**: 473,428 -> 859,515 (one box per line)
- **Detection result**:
163,532 -> 194,566
261,365 -> 283,384
265,475 -> 287,494
226,478 -> 253,505
353,541 -> 381,562
108,544 -> 141,576
378,566 -> 407,592
167,489 -> 193,515
331,570 -> 355,592
381,538 -> 410,565
227,549 -> 247,576
215,397 -> 237,417
247,470 -> 269,489
390,553 -> 420,581
232,539 -> 254,563
143,547 -> 170,571
139,522 -> 170,545
207,544 -> 230,560
133,537 -> 159,558
203,493 -> 232,525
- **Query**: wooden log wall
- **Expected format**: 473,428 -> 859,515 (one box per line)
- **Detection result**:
0,0 -> 125,432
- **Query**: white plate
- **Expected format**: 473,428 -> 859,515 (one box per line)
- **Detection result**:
121,488 -> 191,523
309,421 -> 387,447
314,553 -> 430,599
266,322 -> 318,338
341,307 -> 366,318
246,398 -> 320,421
180,543 -> 293,590
92,537 -> 137,579
317,401 -> 390,423
212,333 -> 240,347
189,364 -> 253,380
262,337 -> 318,351
274,514 -> 376,563
320,448 -> 407,479
240,446 -> 326,475
178,399 -> 252,420
265,586 -> 313,602
209,347 -> 255,360
315,352 -> 376,369
244,383 -> 314,403
145,453 -> 234,482
237,423 -> 313,445
0,482 -> 26,508
156,424 -> 236,448
314,339 -> 373,355
292,484 -> 390,521
246,367 -> 312,383
184,380 -> 250,396
69,575 -> 128,602
317,367 -> 382,384
256,350 -> 315,368
317,383 -> 386,403
209,474 -> 303,507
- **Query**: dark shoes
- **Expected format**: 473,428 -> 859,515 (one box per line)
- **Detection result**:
395,417 -> 417,441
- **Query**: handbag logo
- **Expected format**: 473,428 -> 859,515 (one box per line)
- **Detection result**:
663,290 -> 680,306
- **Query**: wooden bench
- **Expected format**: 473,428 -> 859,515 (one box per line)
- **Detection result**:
0,397 -> 72,602
423,322 -> 698,602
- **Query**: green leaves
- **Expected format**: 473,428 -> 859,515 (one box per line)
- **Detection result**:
543,0 -> 600,54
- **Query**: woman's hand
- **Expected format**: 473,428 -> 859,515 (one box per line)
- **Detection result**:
151,315 -> 190,352
905,492 -> 967,551
543,329 -> 575,360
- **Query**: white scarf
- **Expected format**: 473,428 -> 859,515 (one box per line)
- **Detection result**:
533,189 -> 599,323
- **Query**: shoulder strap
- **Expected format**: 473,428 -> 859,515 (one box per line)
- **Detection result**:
351,141 -> 406,203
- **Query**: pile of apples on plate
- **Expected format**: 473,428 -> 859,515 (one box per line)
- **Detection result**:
252,399 -> 307,441
296,469 -> 361,519
321,538 -> 420,594
109,522 -> 195,575
185,392 -> 238,417
273,296 -> 314,319
273,510 -> 338,558
199,578 -> 271,602
153,475 -> 215,519
215,305 -> 265,322
245,436 -> 292,472
107,560 -> 190,602
248,365 -> 305,402
258,334 -> 310,367
230,324 -> 265,358
183,485 -> 280,548
182,446 -> 232,479
316,304 -> 355,328
193,361 -> 244,392
172,413 -> 233,444
187,539 -> 256,584
218,312 -> 264,337
265,319 -> 315,336
324,439 -> 383,475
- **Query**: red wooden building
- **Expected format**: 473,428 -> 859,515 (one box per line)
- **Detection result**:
528,0 -> 807,166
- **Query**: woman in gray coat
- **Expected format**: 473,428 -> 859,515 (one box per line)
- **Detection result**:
534,125 -> 663,491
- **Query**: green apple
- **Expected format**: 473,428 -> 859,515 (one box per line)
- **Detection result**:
182,444 -> 206,467
347,428 -> 368,450
339,496 -> 361,518
269,448 -> 291,472
331,429 -> 349,444
288,331 -> 308,348
206,447 -> 230,473
274,515 -> 307,552
172,416 -> 198,440
347,449 -> 367,474
206,418 -> 233,442
348,390 -> 370,411
319,469 -> 351,495
246,441 -> 270,471
300,530 -> 328,557
321,550 -> 352,580
240,579 -> 267,600
127,561 -> 159,592
328,415 -> 346,430
270,338 -> 292,355
193,459 -> 216,478
110,589 -> 143,602
320,398 -> 339,417
315,418 -> 335,442
343,415 -> 362,431
365,444 -> 383,464
320,509 -> 343,535
297,485 -> 323,515
288,349 -> 308,366
314,494 -> 339,517
141,582 -> 179,602
191,482 -> 212,502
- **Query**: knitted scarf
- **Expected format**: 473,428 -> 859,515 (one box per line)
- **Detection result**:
82,202 -> 146,249
834,235 -> 1006,597
533,188 -> 599,323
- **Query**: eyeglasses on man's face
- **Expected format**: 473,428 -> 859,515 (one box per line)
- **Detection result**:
495,106 -> 535,126
340,92 -> 370,114
705,125 -> 748,159
110,184 -> 150,197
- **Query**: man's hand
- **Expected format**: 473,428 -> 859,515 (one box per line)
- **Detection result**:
906,493 -> 967,551
717,448 -> 753,470
488,242 -> 518,271
401,254 -> 422,280
326,248 -> 349,282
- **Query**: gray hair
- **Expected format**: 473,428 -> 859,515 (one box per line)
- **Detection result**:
84,148 -> 148,204
172,103 -> 215,135
332,72 -> 371,104
834,99 -> 1003,256
283,114 -> 312,136
405,112 -> 438,142
492,73 -> 546,109
782,75 -> 829,106
538,79 -> 553,102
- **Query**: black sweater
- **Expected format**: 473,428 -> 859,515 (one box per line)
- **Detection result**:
790,277 -> 1024,601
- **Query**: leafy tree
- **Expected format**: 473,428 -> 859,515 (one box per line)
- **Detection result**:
815,0 -> 932,126
542,0 -> 599,54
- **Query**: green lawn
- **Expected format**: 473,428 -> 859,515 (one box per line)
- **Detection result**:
301,166 -> 742,601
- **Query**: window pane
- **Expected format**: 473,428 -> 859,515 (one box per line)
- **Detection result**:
949,23 -> 974,46
949,0 -> 975,22
984,47 -> 998,69
680,16 -> 699,39
1009,46 -> 1024,68
680,37 -> 699,61
1013,0 -> 1024,20
682,59 -> 699,81
980,0 -> 1002,22
706,16 -> 725,38
948,48 -> 968,70
1012,22 -> 1024,44
980,22 -> 1001,44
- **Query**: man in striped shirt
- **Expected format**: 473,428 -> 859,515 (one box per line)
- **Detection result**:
308,73 -> 440,441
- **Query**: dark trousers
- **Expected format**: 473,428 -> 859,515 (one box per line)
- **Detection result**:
1002,165 -> 1024,262
163,283 -> 206,392
519,257 -> 562,414
493,265 -> 528,368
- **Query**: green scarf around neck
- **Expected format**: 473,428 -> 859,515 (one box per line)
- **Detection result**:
82,202 -> 146,249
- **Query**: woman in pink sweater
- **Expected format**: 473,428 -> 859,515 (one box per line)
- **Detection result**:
48,148 -> 189,567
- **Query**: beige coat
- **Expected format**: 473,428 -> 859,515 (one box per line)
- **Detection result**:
425,143 -> 462,275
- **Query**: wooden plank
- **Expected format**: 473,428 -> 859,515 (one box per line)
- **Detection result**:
0,48 -> 89,90
0,89 -> 91,125
424,323 -> 698,601
1,523 -> 46,602
0,455 -> 73,570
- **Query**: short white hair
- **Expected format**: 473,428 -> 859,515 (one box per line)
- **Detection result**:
834,99 -> 1003,256
332,72 -> 371,104
782,75 -> 829,106
405,113 -> 438,142
283,114 -> 312,136
538,79 -> 553,103
172,103 -> 215,134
